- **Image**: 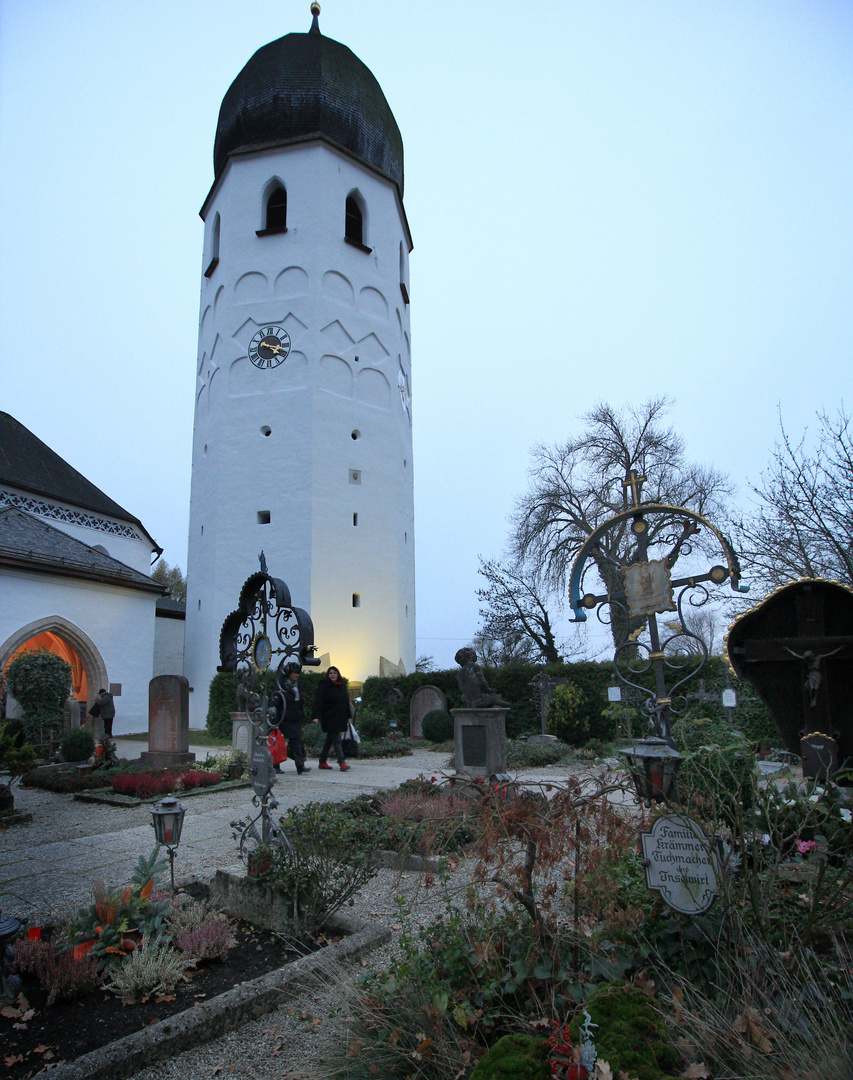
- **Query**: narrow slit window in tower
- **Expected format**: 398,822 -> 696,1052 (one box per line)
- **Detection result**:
352,592 -> 361,608
257,510 -> 271,525
353,513 -> 358,526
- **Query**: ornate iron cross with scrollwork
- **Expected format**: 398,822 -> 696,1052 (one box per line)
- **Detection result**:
219,556 -> 320,857
568,475 -> 748,746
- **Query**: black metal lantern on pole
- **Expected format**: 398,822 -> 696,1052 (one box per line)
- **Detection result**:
620,737 -> 683,805
150,795 -> 186,893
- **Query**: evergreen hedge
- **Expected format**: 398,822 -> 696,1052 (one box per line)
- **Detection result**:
360,656 -> 775,745
206,669 -> 340,739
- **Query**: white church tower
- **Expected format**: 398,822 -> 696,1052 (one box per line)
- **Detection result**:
184,4 -> 415,727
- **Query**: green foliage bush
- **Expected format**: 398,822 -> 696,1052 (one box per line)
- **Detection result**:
61,726 -> 95,763
0,721 -> 37,777
5,647 -> 72,749
673,717 -> 756,824
422,708 -> 453,743
505,738 -> 572,769
568,980 -> 679,1080
357,711 -> 389,740
470,1034 -> 550,1080
206,672 -> 240,739
269,803 -> 378,933
546,684 -> 588,746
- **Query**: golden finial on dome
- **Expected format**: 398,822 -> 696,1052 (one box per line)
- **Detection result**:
310,3 -> 321,32
311,3 -> 321,15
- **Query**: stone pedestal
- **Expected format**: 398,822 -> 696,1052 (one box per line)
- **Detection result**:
452,708 -> 508,777
231,712 -> 251,753
141,675 -> 195,768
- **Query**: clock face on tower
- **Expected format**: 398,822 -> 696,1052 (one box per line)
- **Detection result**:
248,326 -> 291,369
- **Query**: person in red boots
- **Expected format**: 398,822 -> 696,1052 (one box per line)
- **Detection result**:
311,666 -> 351,771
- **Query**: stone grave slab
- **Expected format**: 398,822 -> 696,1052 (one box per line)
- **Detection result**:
141,675 -> 195,767
409,685 -> 447,738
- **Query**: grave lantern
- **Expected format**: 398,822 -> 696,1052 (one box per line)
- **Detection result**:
620,737 -> 682,805
150,795 -> 186,892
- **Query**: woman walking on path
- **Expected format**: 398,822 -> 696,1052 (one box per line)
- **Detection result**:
311,667 -> 351,771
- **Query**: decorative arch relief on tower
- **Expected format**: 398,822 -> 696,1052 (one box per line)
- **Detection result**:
359,286 -> 388,321
356,332 -> 390,368
214,285 -> 226,321
274,266 -> 308,298
319,355 -> 353,398
234,271 -> 269,305
356,368 -> 390,411
322,320 -> 355,356
322,270 -> 355,306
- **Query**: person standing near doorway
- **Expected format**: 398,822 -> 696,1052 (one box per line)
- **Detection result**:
97,688 -> 115,738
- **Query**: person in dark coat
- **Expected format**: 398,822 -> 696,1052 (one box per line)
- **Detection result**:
280,663 -> 310,774
311,666 -> 351,771
96,688 -> 115,738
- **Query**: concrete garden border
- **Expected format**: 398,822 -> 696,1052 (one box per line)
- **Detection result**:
39,869 -> 391,1080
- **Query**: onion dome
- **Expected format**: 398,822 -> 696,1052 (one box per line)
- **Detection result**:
213,5 -> 404,195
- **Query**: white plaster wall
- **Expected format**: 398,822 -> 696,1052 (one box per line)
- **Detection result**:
184,141 -> 415,728
153,614 -> 185,677
0,568 -> 159,734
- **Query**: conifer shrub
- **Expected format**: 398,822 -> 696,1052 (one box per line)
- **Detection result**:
61,726 -> 95,763
546,684 -> 589,746
357,711 -> 389,740
422,708 -> 453,743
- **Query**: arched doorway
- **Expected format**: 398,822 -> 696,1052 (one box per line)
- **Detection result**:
0,617 -> 108,716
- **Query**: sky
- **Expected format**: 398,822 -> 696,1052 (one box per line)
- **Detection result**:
1,0 -> 851,670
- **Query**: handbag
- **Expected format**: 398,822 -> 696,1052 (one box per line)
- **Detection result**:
342,720 -> 360,758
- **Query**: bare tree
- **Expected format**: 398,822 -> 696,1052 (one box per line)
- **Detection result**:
512,397 -> 734,646
476,556 -> 564,665
414,654 -> 436,673
733,406 -> 853,592
475,561 -> 565,660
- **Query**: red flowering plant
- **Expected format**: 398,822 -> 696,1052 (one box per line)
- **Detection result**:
549,1019 -> 588,1079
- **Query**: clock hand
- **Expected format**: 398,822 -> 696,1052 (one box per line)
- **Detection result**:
262,341 -> 286,354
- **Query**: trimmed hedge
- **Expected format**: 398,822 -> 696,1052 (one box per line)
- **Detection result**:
208,657 -> 775,747
206,670 -> 331,738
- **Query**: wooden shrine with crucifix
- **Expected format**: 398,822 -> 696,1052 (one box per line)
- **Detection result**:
726,578 -> 853,779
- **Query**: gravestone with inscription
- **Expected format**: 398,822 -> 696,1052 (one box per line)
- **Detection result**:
727,579 -> 853,777
231,712 -> 251,754
141,675 -> 195,767
409,685 -> 447,738
641,814 -> 719,914
801,732 -> 838,783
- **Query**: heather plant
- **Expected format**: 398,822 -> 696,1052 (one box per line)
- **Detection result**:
112,771 -> 180,798
102,941 -> 195,1001
176,915 -> 236,962
10,937 -> 99,1006
180,768 -> 221,789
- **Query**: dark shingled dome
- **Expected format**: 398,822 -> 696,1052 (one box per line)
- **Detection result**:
213,21 -> 404,194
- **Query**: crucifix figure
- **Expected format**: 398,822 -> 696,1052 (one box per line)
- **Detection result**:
783,645 -> 844,708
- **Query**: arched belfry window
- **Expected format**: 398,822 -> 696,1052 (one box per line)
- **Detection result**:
204,213 -> 220,278
345,193 -> 370,252
256,184 -> 287,236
